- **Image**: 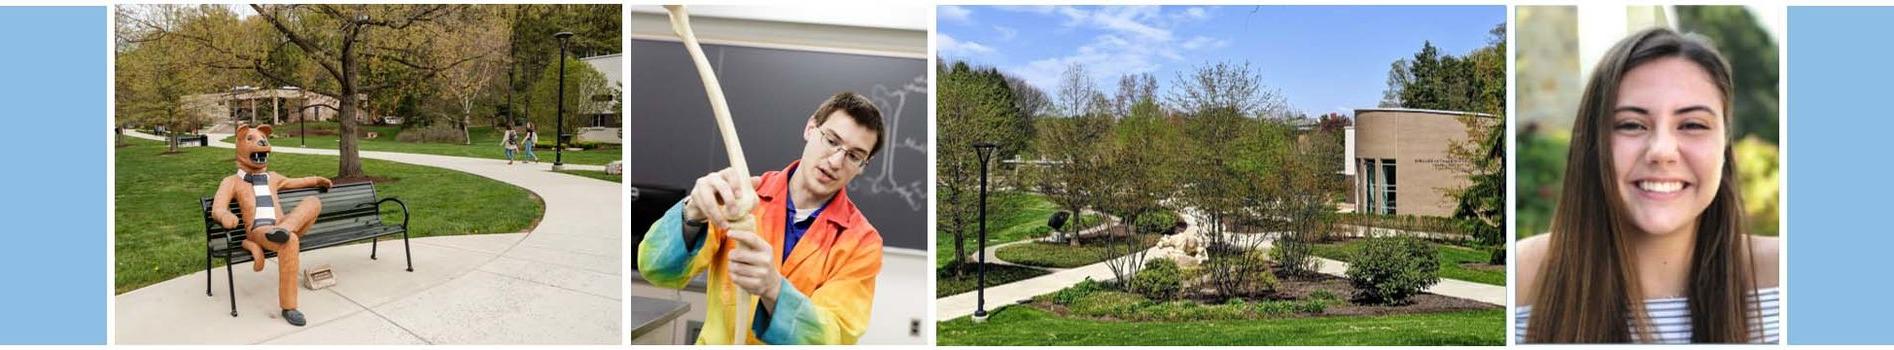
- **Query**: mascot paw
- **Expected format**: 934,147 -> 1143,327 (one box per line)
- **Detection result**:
265,227 -> 291,244
282,309 -> 306,327
241,240 -> 267,272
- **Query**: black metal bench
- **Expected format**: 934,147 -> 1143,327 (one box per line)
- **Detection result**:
201,181 -> 412,317
175,134 -> 208,147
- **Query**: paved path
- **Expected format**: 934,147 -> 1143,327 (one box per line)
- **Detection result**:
966,211 -> 1120,270
936,211 -> 1155,320
935,207 -> 1505,320
117,130 -> 622,344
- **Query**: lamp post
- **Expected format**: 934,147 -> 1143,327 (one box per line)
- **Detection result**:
552,31 -> 574,171
972,142 -> 998,323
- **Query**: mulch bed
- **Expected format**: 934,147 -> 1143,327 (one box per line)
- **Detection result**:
1265,272 -> 1498,317
1035,265 -> 1498,321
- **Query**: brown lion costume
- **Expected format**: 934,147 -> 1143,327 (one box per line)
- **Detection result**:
209,124 -> 332,326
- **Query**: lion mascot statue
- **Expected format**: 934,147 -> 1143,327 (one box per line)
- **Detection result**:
209,124 -> 332,326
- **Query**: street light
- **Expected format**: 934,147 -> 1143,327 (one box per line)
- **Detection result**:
972,142 -> 998,323
552,31 -> 574,171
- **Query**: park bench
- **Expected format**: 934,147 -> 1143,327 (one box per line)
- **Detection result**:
199,181 -> 412,317
175,134 -> 207,147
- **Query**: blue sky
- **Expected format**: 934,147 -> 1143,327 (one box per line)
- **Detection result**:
937,5 -> 1504,117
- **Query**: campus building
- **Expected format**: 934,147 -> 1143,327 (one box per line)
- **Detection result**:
1347,108 -> 1495,217
182,87 -> 371,125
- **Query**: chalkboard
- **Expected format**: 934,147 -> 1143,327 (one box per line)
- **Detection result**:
630,38 -> 929,251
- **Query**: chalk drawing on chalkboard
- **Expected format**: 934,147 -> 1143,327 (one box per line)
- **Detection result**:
851,74 -> 929,211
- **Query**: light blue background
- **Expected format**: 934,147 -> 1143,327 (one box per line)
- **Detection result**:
0,6 -> 108,345
1787,6 -> 1894,345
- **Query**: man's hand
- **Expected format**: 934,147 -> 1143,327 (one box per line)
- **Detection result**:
684,168 -> 747,224
726,228 -> 782,306
683,168 -> 761,224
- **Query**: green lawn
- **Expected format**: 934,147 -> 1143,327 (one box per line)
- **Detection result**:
554,169 -> 621,183
224,122 -> 621,165
994,234 -> 1158,268
935,191 -> 1104,268
1310,240 -> 1506,286
937,263 -> 1051,297
114,137 -> 542,294
938,305 -> 1504,346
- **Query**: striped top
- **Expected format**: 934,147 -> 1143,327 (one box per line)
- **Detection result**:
1515,287 -> 1780,344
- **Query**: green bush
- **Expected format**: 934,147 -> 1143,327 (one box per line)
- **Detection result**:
1270,234 -> 1323,277
1346,236 -> 1441,305
1134,211 -> 1178,234
1130,258 -> 1184,300
1308,290 -> 1341,302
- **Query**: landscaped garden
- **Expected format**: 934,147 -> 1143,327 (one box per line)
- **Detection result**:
939,236 -> 1505,345
113,137 -> 542,293
932,9 -> 1508,344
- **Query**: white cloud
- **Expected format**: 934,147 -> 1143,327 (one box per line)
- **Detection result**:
1179,36 -> 1229,50
997,5 -> 1061,15
993,25 -> 1018,41
937,33 -> 995,58
938,5 -> 973,25
999,6 -> 1228,94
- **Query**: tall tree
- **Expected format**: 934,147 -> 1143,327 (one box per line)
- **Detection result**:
935,61 -> 1032,269
430,6 -> 510,144
122,4 -> 481,179
1166,61 -> 1288,118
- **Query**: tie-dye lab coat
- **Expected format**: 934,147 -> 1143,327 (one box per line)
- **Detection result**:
638,160 -> 883,345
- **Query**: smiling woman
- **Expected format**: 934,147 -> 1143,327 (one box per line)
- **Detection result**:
1515,27 -> 1779,344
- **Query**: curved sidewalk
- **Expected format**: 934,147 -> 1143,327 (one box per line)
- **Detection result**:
116,130 -> 622,344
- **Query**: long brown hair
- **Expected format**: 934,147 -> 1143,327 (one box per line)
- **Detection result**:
1527,27 -> 1761,343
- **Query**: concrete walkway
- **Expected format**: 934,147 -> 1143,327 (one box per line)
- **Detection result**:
967,211 -> 1120,270
935,207 -> 1505,320
117,130 -> 622,344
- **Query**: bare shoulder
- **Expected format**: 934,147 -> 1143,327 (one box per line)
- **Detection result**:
1747,235 -> 1780,289
1516,234 -> 1553,306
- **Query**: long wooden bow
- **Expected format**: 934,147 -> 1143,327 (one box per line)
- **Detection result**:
663,5 -> 764,345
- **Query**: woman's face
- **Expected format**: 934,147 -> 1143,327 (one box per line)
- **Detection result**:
1610,57 -> 1727,237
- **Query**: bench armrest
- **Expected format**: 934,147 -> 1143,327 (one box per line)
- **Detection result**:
357,197 -> 411,229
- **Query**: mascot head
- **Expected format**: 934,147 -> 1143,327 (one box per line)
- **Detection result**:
234,124 -> 274,174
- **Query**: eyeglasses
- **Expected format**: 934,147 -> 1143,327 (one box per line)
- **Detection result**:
820,129 -> 871,168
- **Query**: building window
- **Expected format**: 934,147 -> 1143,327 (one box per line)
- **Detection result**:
1361,158 -> 1376,214
1381,159 -> 1397,215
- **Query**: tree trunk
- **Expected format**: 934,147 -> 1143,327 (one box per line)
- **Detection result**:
334,32 -> 365,180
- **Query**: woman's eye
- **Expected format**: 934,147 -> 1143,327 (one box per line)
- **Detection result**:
1682,122 -> 1712,130
1614,122 -> 1647,131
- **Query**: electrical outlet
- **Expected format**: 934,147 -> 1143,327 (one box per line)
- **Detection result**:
910,318 -> 921,337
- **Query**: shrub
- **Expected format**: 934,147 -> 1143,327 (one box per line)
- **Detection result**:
1130,258 -> 1184,300
1346,236 -> 1441,305
1270,232 -> 1323,277
1488,247 -> 1507,265
395,124 -> 465,144
1202,250 -> 1278,298
1134,211 -> 1178,234
1308,290 -> 1341,302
